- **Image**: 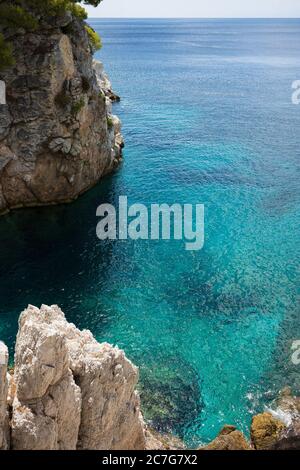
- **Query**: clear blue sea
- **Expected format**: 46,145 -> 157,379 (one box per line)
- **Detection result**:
0,19 -> 299,446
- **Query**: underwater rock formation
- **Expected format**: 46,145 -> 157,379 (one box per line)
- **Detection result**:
138,354 -> 203,436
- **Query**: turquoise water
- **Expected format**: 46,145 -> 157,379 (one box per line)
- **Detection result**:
0,19 -> 299,445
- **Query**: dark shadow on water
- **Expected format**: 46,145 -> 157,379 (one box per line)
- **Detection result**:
0,172 -> 123,356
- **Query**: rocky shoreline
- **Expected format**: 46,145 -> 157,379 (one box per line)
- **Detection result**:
0,12 -> 123,215
0,304 -> 299,450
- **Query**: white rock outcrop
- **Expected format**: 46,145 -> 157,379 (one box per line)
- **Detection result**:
9,304 -> 145,450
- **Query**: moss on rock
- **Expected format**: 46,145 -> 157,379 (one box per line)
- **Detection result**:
250,412 -> 286,450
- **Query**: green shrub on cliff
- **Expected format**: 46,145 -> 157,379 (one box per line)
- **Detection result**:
0,4 -> 38,30
107,116 -> 114,129
85,25 -> 102,52
71,96 -> 85,115
25,0 -> 88,20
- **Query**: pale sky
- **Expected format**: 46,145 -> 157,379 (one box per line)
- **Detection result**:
85,0 -> 300,18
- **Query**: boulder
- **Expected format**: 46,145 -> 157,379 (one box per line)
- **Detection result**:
273,420 -> 300,450
199,425 -> 252,450
271,389 -> 300,450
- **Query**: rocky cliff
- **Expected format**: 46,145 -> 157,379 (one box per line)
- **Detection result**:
1,304 -> 145,450
0,8 -> 123,214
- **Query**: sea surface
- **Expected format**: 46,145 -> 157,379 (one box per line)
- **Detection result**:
0,19 -> 299,445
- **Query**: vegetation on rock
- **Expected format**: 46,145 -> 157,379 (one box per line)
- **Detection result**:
0,33 -> 15,71
0,0 -> 103,71
0,3 -> 38,30
107,116 -> 114,129
55,89 -> 72,108
85,24 -> 102,51
71,96 -> 85,115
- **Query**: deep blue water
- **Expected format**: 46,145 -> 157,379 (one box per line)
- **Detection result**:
0,19 -> 299,445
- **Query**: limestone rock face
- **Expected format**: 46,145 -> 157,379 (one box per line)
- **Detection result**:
71,341 -> 145,450
11,305 -> 82,449
0,341 -> 9,450
0,16 -> 123,215
10,304 -> 145,450
250,412 -> 285,450
199,425 -> 252,450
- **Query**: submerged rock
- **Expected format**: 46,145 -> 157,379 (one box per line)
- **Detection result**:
9,304 -> 145,450
139,355 -> 202,437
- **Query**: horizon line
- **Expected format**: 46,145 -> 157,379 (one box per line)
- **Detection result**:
88,17 -> 300,20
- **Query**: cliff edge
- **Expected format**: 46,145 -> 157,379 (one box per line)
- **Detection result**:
0,4 -> 123,214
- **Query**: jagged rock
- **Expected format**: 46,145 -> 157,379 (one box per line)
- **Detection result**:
92,59 -> 123,170
11,304 -> 145,450
276,387 -> 300,417
0,15 -> 123,215
36,304 -> 145,450
93,59 -> 120,101
250,412 -> 286,450
199,425 -> 252,450
0,341 -> 9,450
273,420 -> 300,450
139,354 -> 202,436
11,306 -> 82,449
